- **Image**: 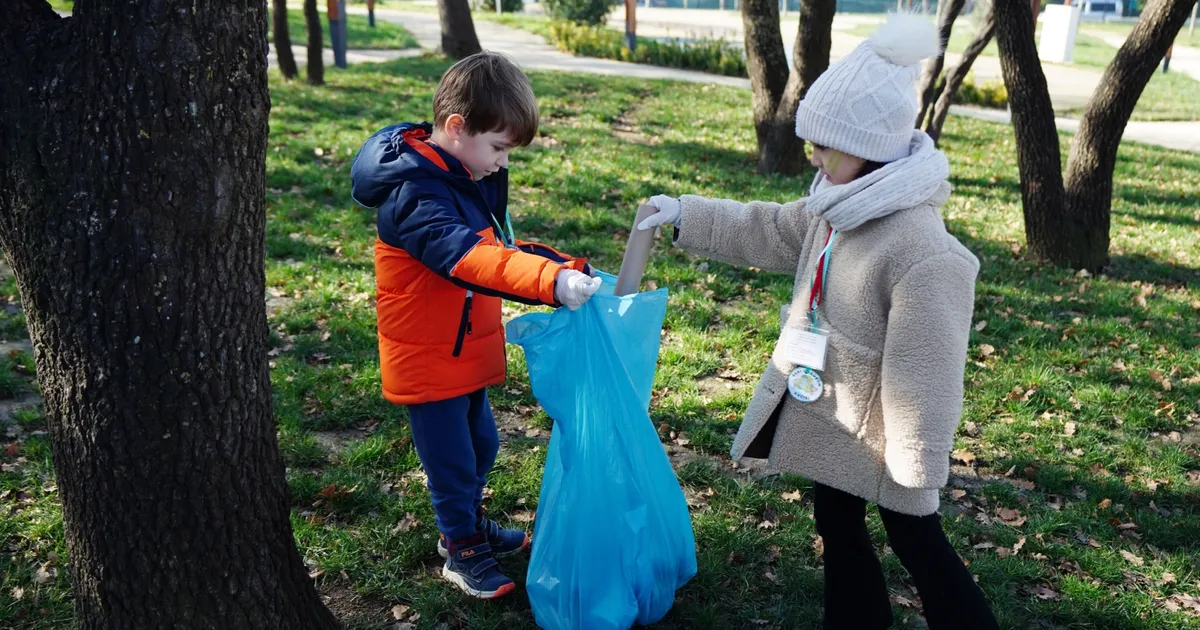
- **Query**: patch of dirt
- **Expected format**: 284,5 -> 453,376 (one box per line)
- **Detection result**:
311,428 -> 370,454
664,442 -> 772,482
610,118 -> 661,146
493,408 -> 547,442
265,294 -> 295,318
317,583 -> 395,629
0,340 -> 33,356
696,375 -> 747,400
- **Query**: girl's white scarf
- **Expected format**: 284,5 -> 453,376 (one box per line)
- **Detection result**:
806,131 -> 951,232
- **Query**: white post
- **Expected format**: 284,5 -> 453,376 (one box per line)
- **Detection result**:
497,0 -> 502,12
1190,2 -> 1197,37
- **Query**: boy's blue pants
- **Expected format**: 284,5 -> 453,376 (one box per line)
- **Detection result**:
406,389 -> 500,542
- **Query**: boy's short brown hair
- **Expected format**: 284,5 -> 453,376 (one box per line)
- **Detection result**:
433,51 -> 539,147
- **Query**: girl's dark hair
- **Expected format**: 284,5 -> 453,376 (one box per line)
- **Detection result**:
858,160 -> 888,177
810,143 -> 888,180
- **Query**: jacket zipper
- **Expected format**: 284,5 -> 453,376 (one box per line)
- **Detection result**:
452,291 -> 473,357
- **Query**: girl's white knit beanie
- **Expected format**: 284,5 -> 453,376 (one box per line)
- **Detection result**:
794,12 -> 941,163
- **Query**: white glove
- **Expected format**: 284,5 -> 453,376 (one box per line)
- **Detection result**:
554,269 -> 602,310
637,195 -> 681,231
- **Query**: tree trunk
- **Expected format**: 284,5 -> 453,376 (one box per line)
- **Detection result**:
275,0 -> 300,80
995,0 -> 1068,265
305,0 -> 326,86
438,0 -> 483,59
789,0 -> 837,155
917,0 -> 968,127
742,0 -> 832,174
0,2 -> 340,628
1063,0 -> 1196,270
926,4 -> 996,142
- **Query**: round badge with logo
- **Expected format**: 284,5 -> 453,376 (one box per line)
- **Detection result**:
787,366 -> 824,403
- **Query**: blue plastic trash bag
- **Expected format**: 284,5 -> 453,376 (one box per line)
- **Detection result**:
507,272 -> 697,630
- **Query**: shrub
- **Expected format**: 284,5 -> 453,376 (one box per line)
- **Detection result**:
544,0 -> 615,26
548,20 -> 747,78
474,0 -> 525,14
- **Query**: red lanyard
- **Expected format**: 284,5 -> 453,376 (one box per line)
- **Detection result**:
809,227 -> 838,315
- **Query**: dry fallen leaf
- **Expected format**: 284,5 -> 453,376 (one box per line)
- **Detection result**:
392,605 -> 410,620
1163,593 -> 1200,616
951,489 -> 968,501
1013,536 -> 1027,554
979,344 -> 996,358
1160,572 -> 1176,584
33,562 -> 56,585
391,513 -> 420,535
765,545 -> 782,565
1099,498 -> 1112,511
763,570 -> 778,584
975,320 -> 988,332
1064,422 -> 1077,437
1032,585 -> 1061,601
1120,550 -> 1145,566
781,490 -> 802,503
10,586 -> 24,601
996,507 -> 1027,527
952,448 -> 977,465
812,535 -> 824,558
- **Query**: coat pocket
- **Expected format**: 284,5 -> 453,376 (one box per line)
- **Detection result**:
792,324 -> 882,438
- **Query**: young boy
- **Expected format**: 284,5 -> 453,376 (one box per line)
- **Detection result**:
350,52 -> 601,599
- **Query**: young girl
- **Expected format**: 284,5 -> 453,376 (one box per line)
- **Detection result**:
639,13 -> 999,630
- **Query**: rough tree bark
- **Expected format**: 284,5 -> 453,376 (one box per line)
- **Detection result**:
274,0 -> 300,80
994,0 -> 1067,261
1062,0 -> 1197,269
996,0 -> 1194,270
926,4 -> 996,142
438,0 -> 483,59
305,0 -> 326,85
917,0 -> 968,128
741,0 -> 835,174
0,1 -> 340,628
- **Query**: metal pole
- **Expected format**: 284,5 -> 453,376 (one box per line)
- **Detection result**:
626,0 -> 637,51
1190,1 -> 1196,37
498,0 -> 503,14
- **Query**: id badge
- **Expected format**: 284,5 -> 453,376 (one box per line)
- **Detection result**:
783,320 -> 829,371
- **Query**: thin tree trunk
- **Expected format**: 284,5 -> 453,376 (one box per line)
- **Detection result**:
438,0 -> 483,59
788,0 -> 837,160
274,0 -> 299,80
927,5 -> 996,142
742,0 -> 832,174
1063,0 -> 1196,270
918,0 -> 968,127
305,0 -> 326,85
0,1 -> 339,627
995,0 -> 1067,264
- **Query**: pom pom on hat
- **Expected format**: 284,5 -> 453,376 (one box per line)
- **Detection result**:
793,11 -> 939,162
866,12 -> 941,67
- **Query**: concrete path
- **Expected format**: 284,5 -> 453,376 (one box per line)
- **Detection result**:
1083,29 -> 1200,82
267,44 -> 422,68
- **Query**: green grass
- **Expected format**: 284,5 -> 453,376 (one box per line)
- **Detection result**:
3,56 -> 1200,629
269,7 -> 419,51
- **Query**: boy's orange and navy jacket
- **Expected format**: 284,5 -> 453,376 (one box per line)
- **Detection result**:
350,123 -> 589,405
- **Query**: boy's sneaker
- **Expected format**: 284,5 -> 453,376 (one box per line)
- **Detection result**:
441,534 -> 515,599
438,517 -> 531,559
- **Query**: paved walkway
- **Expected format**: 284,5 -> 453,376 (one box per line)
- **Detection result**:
267,45 -> 421,68
350,5 -> 1200,153
1083,29 -> 1200,82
